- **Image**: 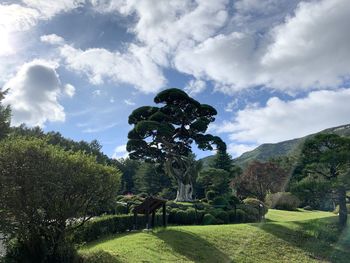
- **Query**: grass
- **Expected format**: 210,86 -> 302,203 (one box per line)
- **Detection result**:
79,209 -> 350,262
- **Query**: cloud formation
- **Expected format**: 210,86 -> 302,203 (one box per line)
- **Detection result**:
3,60 -> 72,127
215,88 -> 350,144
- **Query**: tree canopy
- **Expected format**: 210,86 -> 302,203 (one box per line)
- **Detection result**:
0,137 -> 121,261
301,133 -> 350,227
127,88 -> 225,201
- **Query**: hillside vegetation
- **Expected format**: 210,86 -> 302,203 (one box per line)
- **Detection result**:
202,124 -> 350,167
79,210 -> 350,263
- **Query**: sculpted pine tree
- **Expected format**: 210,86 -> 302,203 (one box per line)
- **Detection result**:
127,88 -> 225,202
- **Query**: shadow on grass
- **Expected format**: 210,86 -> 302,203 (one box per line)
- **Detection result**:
256,217 -> 350,263
154,229 -> 232,263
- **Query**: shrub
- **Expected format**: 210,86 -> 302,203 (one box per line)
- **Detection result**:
215,210 -> 229,224
227,195 -> 241,206
212,196 -> 229,207
206,190 -> 217,201
115,204 -> 128,214
303,205 -> 313,211
72,214 -> 164,244
202,214 -> 216,225
235,209 -> 247,222
266,192 -> 300,211
243,198 -> 268,216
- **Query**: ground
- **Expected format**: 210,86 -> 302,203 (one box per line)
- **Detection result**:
79,209 -> 350,263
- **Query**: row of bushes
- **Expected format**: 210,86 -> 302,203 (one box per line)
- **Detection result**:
72,214 -> 164,244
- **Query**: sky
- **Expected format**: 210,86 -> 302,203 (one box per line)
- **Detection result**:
1,0 -> 350,160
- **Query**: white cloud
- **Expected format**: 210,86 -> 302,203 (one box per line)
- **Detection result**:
124,99 -> 135,106
22,0 -> 85,19
40,34 -> 65,45
184,79 -> 206,96
227,143 -> 257,158
0,4 -> 40,32
92,89 -> 102,96
64,83 -> 75,97
59,44 -> 166,93
3,59 -> 70,127
215,88 -> 350,144
82,122 -> 118,133
225,99 -> 238,112
112,144 -> 128,159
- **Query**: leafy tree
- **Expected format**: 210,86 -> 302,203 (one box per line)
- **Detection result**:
0,90 -> 11,140
233,160 -> 289,201
113,158 -> 141,194
290,175 -> 333,210
134,162 -> 173,195
301,134 -> 350,227
10,125 -> 111,164
196,168 -> 232,198
212,149 -> 233,172
126,88 -> 225,201
0,138 -> 121,262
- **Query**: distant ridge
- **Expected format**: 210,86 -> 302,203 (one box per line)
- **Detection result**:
201,123 -> 350,168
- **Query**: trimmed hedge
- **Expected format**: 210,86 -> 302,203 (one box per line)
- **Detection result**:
72,214 -> 164,244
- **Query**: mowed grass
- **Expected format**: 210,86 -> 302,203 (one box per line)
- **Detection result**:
79,209 -> 350,263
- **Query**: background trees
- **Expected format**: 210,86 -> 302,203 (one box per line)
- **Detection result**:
0,90 -> 11,140
0,138 -> 121,262
127,88 -> 225,201
233,160 -> 289,201
301,134 -> 350,227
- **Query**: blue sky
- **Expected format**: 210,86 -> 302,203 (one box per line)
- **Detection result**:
1,0 -> 350,159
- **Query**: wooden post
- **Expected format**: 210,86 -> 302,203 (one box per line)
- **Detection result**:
162,203 -> 166,227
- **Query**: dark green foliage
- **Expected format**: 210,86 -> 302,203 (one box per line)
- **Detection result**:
265,192 -> 300,211
303,206 -> 313,211
127,88 -> 225,201
206,190 -> 216,201
134,162 -> 174,196
10,125 -> 111,165
73,214 -> 165,244
197,168 -> 232,198
212,196 -> 229,206
243,198 -> 268,216
0,138 -> 121,262
0,90 -> 11,140
202,214 -> 216,225
290,175 -> 332,210
113,158 -> 140,194
215,210 -> 229,224
301,133 -> 350,226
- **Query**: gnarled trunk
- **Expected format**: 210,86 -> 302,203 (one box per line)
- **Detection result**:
175,179 -> 193,202
338,186 -> 347,227
165,156 -> 195,202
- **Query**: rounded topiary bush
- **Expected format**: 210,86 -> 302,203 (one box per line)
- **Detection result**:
215,210 -> 229,224
266,192 -> 300,211
212,196 -> 229,207
235,209 -> 247,222
115,204 -> 128,214
206,190 -> 216,201
243,198 -> 268,216
303,205 -> 313,211
202,214 -> 216,225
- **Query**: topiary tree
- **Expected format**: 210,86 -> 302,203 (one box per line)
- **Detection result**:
127,88 -> 225,202
301,134 -> 350,227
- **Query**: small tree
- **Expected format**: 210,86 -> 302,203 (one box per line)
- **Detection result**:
233,160 -> 289,201
301,134 -> 350,227
0,90 -> 11,140
127,88 -> 225,201
0,138 -> 121,262
196,168 -> 232,198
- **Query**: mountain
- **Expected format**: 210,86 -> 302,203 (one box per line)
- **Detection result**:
201,124 -> 350,168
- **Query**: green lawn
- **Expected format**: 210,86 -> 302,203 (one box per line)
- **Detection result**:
79,209 -> 350,263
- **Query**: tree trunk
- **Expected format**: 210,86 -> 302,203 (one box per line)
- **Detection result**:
175,180 -> 193,202
338,186 -> 347,227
